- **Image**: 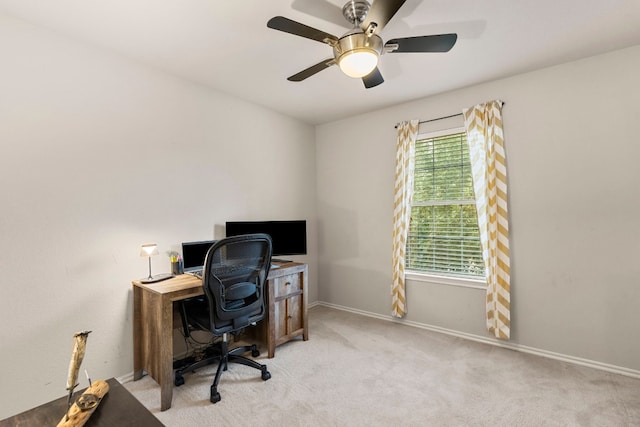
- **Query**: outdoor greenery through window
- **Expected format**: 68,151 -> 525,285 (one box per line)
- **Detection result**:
406,129 -> 485,278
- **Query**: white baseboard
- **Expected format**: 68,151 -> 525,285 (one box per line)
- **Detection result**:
314,301 -> 640,379
308,300 -> 321,309
116,372 -> 134,384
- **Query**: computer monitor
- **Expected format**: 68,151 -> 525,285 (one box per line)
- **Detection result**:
181,240 -> 217,273
224,220 -> 307,257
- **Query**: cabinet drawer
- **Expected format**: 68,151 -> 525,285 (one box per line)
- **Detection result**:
274,273 -> 301,298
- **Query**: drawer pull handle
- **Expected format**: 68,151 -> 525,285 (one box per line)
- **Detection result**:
288,315 -> 293,319
285,282 -> 291,286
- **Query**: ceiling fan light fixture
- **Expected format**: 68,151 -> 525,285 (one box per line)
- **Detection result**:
334,32 -> 383,79
338,49 -> 379,78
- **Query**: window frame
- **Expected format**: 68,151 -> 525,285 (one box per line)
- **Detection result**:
405,126 -> 487,289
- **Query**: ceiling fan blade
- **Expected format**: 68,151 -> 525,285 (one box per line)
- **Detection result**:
362,67 -> 384,88
287,58 -> 336,82
385,34 -> 458,53
361,0 -> 407,33
267,16 -> 338,45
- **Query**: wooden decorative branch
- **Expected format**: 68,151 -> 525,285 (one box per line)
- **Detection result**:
56,380 -> 109,427
56,330 -> 109,426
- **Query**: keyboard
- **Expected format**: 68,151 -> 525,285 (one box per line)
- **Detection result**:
187,270 -> 203,278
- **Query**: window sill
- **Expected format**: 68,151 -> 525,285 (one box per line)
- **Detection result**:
405,271 -> 487,290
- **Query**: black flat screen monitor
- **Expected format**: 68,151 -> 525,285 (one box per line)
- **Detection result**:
225,220 -> 307,257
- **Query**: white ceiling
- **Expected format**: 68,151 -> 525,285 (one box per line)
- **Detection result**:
1,0 -> 640,125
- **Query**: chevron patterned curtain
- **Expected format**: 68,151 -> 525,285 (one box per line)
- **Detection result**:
462,101 -> 511,339
391,119 -> 419,318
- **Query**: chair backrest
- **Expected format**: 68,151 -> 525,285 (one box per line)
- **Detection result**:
202,233 -> 272,335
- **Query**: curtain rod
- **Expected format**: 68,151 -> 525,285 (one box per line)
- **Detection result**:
394,101 -> 506,129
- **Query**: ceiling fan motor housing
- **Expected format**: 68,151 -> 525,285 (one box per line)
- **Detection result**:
342,0 -> 371,25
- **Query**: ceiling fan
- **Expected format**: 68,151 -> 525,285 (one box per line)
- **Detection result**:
267,0 -> 457,88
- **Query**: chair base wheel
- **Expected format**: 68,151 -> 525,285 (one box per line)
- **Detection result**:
262,370 -> 271,381
174,372 -> 185,387
210,386 -> 221,403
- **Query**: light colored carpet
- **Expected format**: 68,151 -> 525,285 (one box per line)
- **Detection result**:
124,306 -> 640,426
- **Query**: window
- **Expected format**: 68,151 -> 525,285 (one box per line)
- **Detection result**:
406,128 -> 485,279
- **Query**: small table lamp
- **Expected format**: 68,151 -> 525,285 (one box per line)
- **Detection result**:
140,243 -> 173,283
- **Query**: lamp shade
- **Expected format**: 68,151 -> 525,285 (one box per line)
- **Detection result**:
140,243 -> 159,257
338,49 -> 379,78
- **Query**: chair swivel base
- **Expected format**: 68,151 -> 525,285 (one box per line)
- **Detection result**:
210,364 -> 271,404
174,344 -> 271,404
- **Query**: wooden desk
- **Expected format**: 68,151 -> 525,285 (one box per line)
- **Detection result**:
0,378 -> 163,427
132,262 -> 308,411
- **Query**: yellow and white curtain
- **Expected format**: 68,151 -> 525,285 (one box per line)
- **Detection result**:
463,100 -> 511,339
391,119 -> 419,318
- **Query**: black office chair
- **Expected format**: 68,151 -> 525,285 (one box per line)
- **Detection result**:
174,233 -> 273,403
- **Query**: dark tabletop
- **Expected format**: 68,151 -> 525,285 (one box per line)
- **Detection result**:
0,378 -> 164,427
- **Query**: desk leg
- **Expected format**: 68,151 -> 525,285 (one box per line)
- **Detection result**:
159,295 -> 174,411
133,286 -> 174,411
266,278 -> 276,358
132,286 -> 143,380
302,266 -> 309,342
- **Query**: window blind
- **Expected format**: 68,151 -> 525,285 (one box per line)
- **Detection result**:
406,132 -> 485,278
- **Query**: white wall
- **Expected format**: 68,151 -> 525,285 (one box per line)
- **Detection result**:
316,45 -> 640,373
0,12 -> 317,418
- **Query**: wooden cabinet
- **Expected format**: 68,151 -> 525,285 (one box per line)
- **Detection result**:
264,262 -> 308,358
